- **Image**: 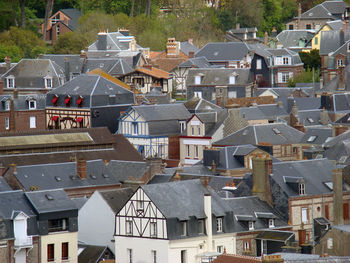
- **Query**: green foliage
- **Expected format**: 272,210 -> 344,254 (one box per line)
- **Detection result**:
299,49 -> 321,70
0,44 -> 22,62
287,68 -> 320,87
52,31 -> 88,54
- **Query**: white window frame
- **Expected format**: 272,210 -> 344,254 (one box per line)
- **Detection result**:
327,238 -> 333,249
217,245 -> 224,253
194,91 -> 202,98
283,57 -> 290,65
186,145 -> 190,157
216,218 -> 223,232
195,145 -> 199,158
268,219 -> 275,228
301,208 -> 308,223
248,221 -> 254,230
6,76 -> 15,89
299,183 -> 306,195
28,100 -> 36,110
229,75 -> 236,84
337,59 -> 343,67
181,221 -> 187,236
195,76 -> 201,85
180,121 -> 186,133
136,201 -> 144,211
243,241 -> 250,251
30,116 -> 36,129
127,248 -> 133,263
150,222 -> 157,237
44,76 -> 53,89
4,100 -> 10,111
5,117 -> 9,130
151,250 -> 157,263
256,59 -> 262,69
228,91 -> 237,98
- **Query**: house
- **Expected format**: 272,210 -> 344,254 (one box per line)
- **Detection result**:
0,93 -> 46,132
41,8 -> 82,44
186,68 -> 254,105
0,189 -> 78,263
46,73 -> 134,133
78,188 -> 134,253
213,123 -> 305,161
0,127 -> 143,168
256,87 -> 315,99
117,103 -> 191,159
286,1 -> 349,30
0,59 -> 64,94
226,24 -> 260,43
78,244 -> 115,263
212,254 -> 284,263
114,179 -> 290,262
324,130 -> 350,165
119,65 -> 172,94
314,225 -> 350,256
310,20 -> 343,50
300,127 -> 333,147
275,30 -> 315,51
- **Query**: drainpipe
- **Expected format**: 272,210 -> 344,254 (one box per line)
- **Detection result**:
204,193 -> 213,252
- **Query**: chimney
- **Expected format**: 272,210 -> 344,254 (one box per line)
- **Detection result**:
337,65 -> 345,90
77,159 -> 87,179
5,56 -> 11,70
166,38 -> 179,57
319,76 -> 323,90
343,20 -> 349,32
211,160 -> 216,172
262,254 -> 284,263
264,31 -> 268,46
340,29 -> 345,47
97,32 -> 107,50
332,168 -> 344,225
252,154 -> 273,207
119,28 -> 130,36
188,51 -> 195,58
320,93 -> 331,110
320,108 -> 329,125
293,122 -> 305,132
146,158 -> 163,178
13,88 -> 18,99
64,57 -> 70,82
291,101 -> 299,117
9,99 -> 15,131
129,37 -> 137,51
204,193 -> 213,252
173,171 -> 181,181
297,2 -> 302,29
0,80 -> 3,95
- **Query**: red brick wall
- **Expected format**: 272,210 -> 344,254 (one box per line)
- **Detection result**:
0,110 -> 46,132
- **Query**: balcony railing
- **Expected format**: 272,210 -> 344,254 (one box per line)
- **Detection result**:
15,236 -> 33,247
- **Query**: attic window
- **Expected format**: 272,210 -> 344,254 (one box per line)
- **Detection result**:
103,174 -> 109,178
214,51 -> 219,56
45,194 -> 54,201
307,118 -> 314,123
268,219 -> 275,228
195,75 -> 202,85
248,221 -> 254,230
339,156 -> 348,164
76,96 -> 83,106
272,127 -> 281,134
90,174 -> 97,180
324,182 -> 333,190
229,75 -> 236,85
307,136 -> 317,142
299,183 -> 306,195
28,100 -> 36,110
55,176 -> 62,182
44,76 -> 53,89
6,76 -> 15,89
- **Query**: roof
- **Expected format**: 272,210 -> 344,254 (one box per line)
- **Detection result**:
83,58 -> 133,76
332,224 -> 350,233
87,68 -> 134,92
195,42 -> 252,62
214,123 -> 304,146
0,177 -> 11,192
180,40 -> 199,56
267,48 -> 303,65
133,66 -> 170,79
326,19 -> 344,30
239,104 -> 288,121
212,254 -> 262,263
107,160 -> 148,182
59,8 -> 82,30
301,127 -> 333,145
185,97 -> 223,113
99,188 -> 134,213
0,94 -> 46,112
131,103 -> 191,121
0,190 -> 36,219
178,56 -> 211,68
256,230 -> 294,242
300,0 -> 348,20
276,30 -> 315,48
78,245 -> 113,263
256,87 -> 314,98
319,30 -> 349,55
324,130 -> 350,164
40,54 -> 84,73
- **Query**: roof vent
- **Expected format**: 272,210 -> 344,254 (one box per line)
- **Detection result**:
45,194 -> 54,201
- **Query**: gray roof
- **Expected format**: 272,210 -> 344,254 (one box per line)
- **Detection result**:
0,94 -> 46,112
99,188 -> 134,213
46,74 -> 134,108
83,58 -> 133,76
332,224 -> 350,233
107,160 -> 148,182
187,68 -> 253,86
196,109 -> 229,136
195,42 -> 251,62
298,0 -> 348,20
132,103 -> 191,121
324,131 -> 350,164
214,123 -> 304,146
14,159 -> 120,191
40,54 -> 84,74
178,56 -> 211,68
296,109 -> 331,127
25,189 -> 77,214
78,245 -> 113,263
239,104 -> 288,121
180,41 -> 199,56
326,19 -> 344,30
301,127 -> 333,145
141,179 -> 231,220
60,8 -> 82,30
0,177 -> 11,192
184,97 -> 223,113
276,30 -> 315,48
256,87 -> 315,98
0,190 -> 36,219
276,97 -> 321,113
267,48 -> 303,65
319,30 -> 350,55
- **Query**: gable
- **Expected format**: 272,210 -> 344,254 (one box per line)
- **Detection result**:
121,108 -> 146,122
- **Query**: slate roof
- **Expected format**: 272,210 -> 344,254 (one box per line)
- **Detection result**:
326,19 -> 344,30
144,88 -> 170,104
178,56 -> 211,68
107,160 -> 148,182
195,42 -> 251,62
212,254 -> 262,263
196,109 -> 229,136
0,177 -> 11,192
276,97 -> 321,113
60,8 -> 82,30
78,245 -> 114,263
322,66 -> 350,93
0,94 -> 46,112
14,159 -> 120,191
184,97 -> 223,113
301,127 -> 333,145
25,189 -> 77,214
46,74 -> 134,108
141,179 -> 231,220
295,109 -> 331,127
40,54 -> 84,74
214,123 -> 304,146
324,131 -> 350,164
180,41 -> 199,56
131,103 -> 191,121
0,190 -> 36,220
299,0 -> 348,20
278,253 -> 350,262
239,104 -> 288,121
267,48 -> 303,65
332,224 -> 350,233
319,30 -> 350,55
256,87 -> 315,98
187,68 -> 253,86
99,188 -> 134,214
83,58 -> 133,76
276,30 -> 315,49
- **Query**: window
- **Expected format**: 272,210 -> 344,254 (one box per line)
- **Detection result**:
62,242 -> 68,260
127,249 -> 133,263
185,145 -> 190,157
283,57 -> 289,65
4,100 -> 10,111
56,24 -> 60,35
306,24 -> 312,29
217,246 -> 223,253
299,183 -> 306,195
229,75 -> 236,84
45,77 -> 53,89
314,37 -> 318,45
228,91 -> 237,98
302,208 -> 308,223
307,136 -> 317,142
28,100 -> 36,110
248,221 -> 254,230
30,116 -> 36,128
289,24 -> 294,30
337,59 -> 343,67
181,221 -> 187,236
195,76 -> 201,85
198,219 -> 205,234
256,59 -> 262,70
268,219 -> 275,228
133,122 -> 138,134
216,217 -> 223,232
126,219 -> 133,235
281,72 -> 292,83
194,91 -> 202,98
5,117 -> 9,130
47,244 -> 54,262
137,201 -> 144,211
180,121 -> 186,132
48,218 -> 67,232
152,250 -> 157,263
192,126 -> 195,135
150,222 -> 157,237
347,43 -> 350,52
198,126 -> 200,135
181,250 -> 187,263
194,145 -> 199,158
327,238 -> 333,249
243,240 -> 250,251
6,76 -> 14,88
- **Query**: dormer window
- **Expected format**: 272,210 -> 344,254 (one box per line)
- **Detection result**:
181,221 -> 187,236
216,217 -> 223,232
347,43 -> 350,53
268,219 -> 275,228
195,75 -> 201,85
44,76 -> 53,89
283,57 -> 289,65
64,96 -> 71,106
248,221 -> 254,230
28,100 -> 36,110
299,183 -> 306,195
6,76 -> 15,88
76,96 -> 83,107
4,100 -> 10,111
229,75 -> 236,85
52,95 -> 59,105
337,59 -> 343,67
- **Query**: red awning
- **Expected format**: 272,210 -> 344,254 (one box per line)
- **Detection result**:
64,98 -> 71,104
76,97 -> 83,105
51,116 -> 59,121
52,97 -> 58,104
76,117 -> 83,123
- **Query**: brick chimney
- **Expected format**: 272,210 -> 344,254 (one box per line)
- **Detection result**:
0,80 -> 3,95
262,254 -> 284,263
77,159 -> 87,179
188,38 -> 193,45
9,99 -> 15,131
291,101 -> 299,117
188,51 -> 194,58
297,2 -> 302,29
252,154 -> 273,207
332,168 -> 344,225
146,158 -> 163,178
5,56 -> 11,71
166,38 -> 179,57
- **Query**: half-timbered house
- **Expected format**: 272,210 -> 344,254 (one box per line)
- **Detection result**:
117,103 -> 191,159
46,73 -> 134,133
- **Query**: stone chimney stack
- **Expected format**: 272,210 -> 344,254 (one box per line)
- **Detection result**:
5,56 -> 11,71
262,254 -> 284,262
97,31 -> 107,50
129,37 -> 137,51
204,193 -> 213,252
166,38 -> 179,57
291,101 -> 299,117
337,65 -> 345,90
64,57 -> 70,82
297,2 -> 302,29
252,154 -> 273,207
332,168 -> 344,225
264,31 -> 268,46
320,108 -> 329,125
188,51 -> 194,58
77,159 -> 87,179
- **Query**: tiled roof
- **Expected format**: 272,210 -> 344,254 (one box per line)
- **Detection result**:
212,254 -> 262,263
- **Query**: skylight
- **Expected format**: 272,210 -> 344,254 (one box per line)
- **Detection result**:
307,136 -> 317,142
339,156 -> 348,164
323,182 -> 333,190
272,127 -> 281,134
45,194 -> 54,201
307,118 -> 314,123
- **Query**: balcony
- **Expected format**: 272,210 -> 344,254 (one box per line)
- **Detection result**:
15,236 -> 33,248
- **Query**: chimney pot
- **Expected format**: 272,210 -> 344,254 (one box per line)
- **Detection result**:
77,159 -> 87,179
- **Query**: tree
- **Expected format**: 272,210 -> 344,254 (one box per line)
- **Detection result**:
299,49 -> 321,70
20,0 -> 26,28
43,0 -> 54,41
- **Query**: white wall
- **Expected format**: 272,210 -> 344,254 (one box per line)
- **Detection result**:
78,191 -> 116,252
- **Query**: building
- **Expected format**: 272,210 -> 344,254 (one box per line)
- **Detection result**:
314,225 -> 350,256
